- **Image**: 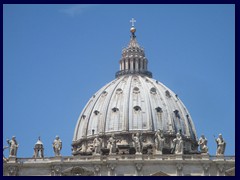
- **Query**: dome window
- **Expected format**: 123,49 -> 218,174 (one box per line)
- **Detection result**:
94,110 -> 100,115
112,107 -> 119,112
133,106 -> 141,112
133,87 -> 140,94
155,107 -> 162,113
101,91 -> 108,97
116,88 -> 123,94
175,94 -> 179,99
174,110 -> 180,118
165,90 -> 171,98
81,115 -> 86,119
150,87 -> 157,94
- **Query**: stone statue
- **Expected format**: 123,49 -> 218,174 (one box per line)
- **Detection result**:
79,143 -> 87,153
86,144 -> 93,153
7,136 -> 19,157
172,133 -> 183,155
33,137 -> 44,158
215,134 -> 226,156
198,134 -> 208,154
107,134 -> 117,154
154,129 -> 165,154
76,142 -> 93,155
53,135 -> 62,156
132,133 -> 142,154
93,137 -> 102,155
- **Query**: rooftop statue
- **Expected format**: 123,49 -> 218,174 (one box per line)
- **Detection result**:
172,133 -> 183,155
155,129 -> 165,154
93,137 -> 102,155
132,133 -> 142,154
7,136 -> 19,157
53,136 -> 62,156
215,134 -> 226,156
107,134 -> 117,155
198,134 -> 208,154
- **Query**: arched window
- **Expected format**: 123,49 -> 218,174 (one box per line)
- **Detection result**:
165,90 -> 171,98
112,107 -> 119,112
94,110 -> 100,115
116,88 -> 123,94
133,106 -> 141,112
150,87 -> 157,94
173,110 -> 180,119
155,107 -> 162,113
133,87 -> 140,94
101,91 -> 108,97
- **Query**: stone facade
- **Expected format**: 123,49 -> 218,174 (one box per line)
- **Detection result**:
3,155 -> 235,176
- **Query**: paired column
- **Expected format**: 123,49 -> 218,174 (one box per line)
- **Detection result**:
135,163 -> 143,176
135,59 -> 139,71
107,164 -> 116,176
140,59 -> 143,71
202,163 -> 210,176
125,59 -> 129,70
130,58 -> 134,71
217,164 -> 225,176
94,165 -> 101,176
176,163 -> 183,176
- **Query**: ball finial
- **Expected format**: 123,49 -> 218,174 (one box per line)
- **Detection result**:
130,26 -> 136,33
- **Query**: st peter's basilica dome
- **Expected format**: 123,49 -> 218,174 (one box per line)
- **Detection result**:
72,24 -> 198,155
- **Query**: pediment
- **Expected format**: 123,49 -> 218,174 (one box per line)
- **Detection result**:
62,166 -> 94,176
225,167 -> 235,176
151,171 -> 170,176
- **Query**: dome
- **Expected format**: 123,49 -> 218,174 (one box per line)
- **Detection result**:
72,22 -> 198,155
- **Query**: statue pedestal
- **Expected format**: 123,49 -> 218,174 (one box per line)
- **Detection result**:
8,156 -> 17,163
53,156 -> 62,161
201,153 -> 209,160
216,155 -> 224,161
135,153 -> 142,160
155,153 -> 163,160
108,154 -> 116,160
93,154 -> 101,160
155,150 -> 162,155
175,154 -> 183,160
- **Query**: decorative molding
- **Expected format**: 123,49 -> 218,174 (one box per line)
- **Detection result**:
202,163 -> 210,171
107,163 -> 116,176
107,163 -> 115,171
135,163 -> 143,171
51,165 -> 62,176
217,164 -> 225,173
176,163 -> 183,171
94,165 -> 101,175
8,165 -> 19,176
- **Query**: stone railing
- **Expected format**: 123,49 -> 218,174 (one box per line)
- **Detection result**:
115,70 -> 152,78
12,154 -> 235,164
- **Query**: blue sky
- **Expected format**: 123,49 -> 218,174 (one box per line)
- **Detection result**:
3,4 -> 235,157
